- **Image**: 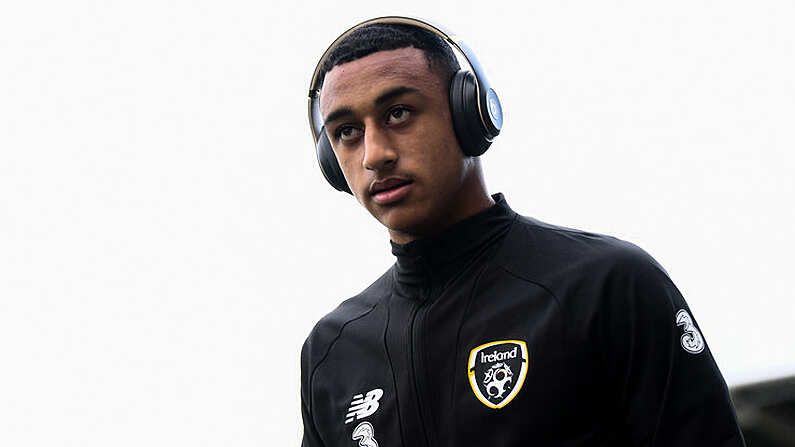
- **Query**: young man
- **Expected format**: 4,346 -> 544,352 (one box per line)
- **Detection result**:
301,18 -> 745,446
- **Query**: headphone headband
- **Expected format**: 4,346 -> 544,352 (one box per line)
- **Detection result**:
307,16 -> 503,147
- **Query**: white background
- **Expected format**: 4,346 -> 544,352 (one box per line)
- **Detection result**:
1,0 -> 793,445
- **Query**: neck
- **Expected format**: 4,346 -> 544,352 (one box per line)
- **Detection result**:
388,192 -> 493,244
388,163 -> 493,244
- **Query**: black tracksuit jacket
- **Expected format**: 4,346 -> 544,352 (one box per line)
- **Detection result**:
300,194 -> 745,446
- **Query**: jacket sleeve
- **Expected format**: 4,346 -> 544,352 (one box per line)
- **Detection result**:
598,251 -> 746,446
300,336 -> 325,447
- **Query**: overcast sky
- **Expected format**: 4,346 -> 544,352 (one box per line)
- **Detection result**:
1,0 -> 793,445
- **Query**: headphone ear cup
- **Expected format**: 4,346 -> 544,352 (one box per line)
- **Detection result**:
316,129 -> 352,194
449,70 -> 492,157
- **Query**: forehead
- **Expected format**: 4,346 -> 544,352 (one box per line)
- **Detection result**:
319,47 -> 445,115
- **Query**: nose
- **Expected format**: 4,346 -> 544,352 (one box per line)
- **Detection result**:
362,125 -> 397,172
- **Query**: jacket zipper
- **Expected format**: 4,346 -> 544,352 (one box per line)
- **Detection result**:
410,287 -> 433,447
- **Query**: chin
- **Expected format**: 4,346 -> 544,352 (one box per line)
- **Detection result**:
375,211 -> 414,232
375,207 -> 433,240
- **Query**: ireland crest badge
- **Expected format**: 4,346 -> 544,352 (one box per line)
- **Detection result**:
467,340 -> 528,409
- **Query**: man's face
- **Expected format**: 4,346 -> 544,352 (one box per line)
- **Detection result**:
320,47 -> 477,241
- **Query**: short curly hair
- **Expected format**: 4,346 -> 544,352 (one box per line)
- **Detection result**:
317,23 -> 461,88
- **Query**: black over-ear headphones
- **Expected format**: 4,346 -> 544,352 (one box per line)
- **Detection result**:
307,16 -> 503,194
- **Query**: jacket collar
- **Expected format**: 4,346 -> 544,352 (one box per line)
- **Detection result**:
390,193 -> 515,300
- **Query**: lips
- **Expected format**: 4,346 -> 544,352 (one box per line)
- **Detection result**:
369,177 -> 414,205
369,177 -> 412,195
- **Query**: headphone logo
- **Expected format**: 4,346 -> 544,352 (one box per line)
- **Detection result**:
487,88 -> 503,129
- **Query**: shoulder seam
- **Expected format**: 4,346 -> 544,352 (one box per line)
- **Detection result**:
500,265 -> 563,309
307,300 -> 380,425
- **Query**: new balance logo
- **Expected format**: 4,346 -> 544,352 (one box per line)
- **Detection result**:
345,388 -> 383,424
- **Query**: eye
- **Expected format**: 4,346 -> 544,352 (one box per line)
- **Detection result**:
335,125 -> 363,142
385,106 -> 411,126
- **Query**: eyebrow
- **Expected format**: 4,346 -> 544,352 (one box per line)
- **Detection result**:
323,86 -> 421,126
